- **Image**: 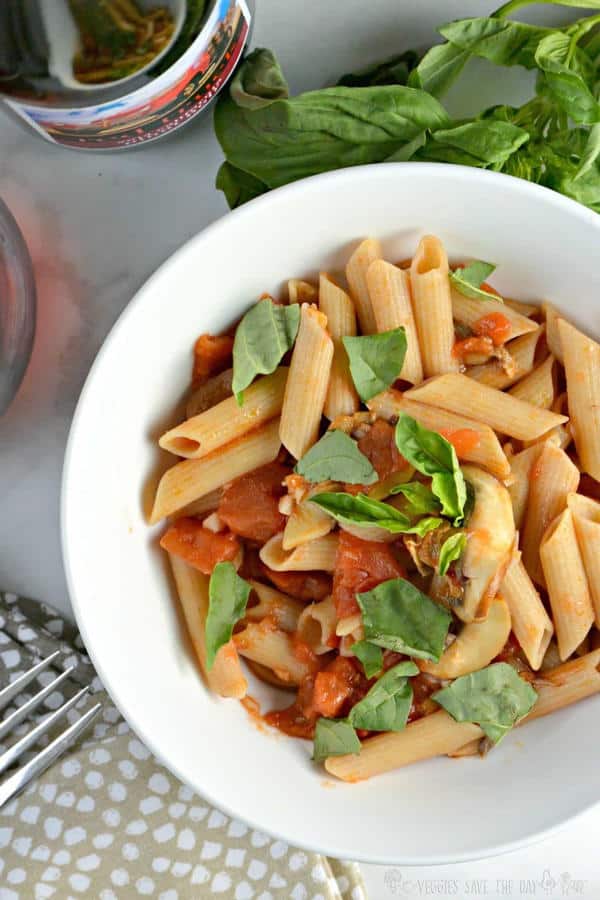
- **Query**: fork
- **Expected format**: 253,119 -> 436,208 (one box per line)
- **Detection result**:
0,650 -> 102,807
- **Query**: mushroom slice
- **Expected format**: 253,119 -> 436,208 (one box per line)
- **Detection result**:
419,598 -> 511,679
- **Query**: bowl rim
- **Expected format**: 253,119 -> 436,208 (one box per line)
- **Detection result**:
61,162 -> 600,865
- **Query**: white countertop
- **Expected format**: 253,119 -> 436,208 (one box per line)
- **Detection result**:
0,1 -> 598,895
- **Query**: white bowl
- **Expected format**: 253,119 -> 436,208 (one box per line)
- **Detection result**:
62,163 -> 600,865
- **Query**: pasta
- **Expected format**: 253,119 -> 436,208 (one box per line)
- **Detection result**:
151,232 -> 600,783
279,305 -> 333,459
410,235 -> 458,377
318,273 -> 360,419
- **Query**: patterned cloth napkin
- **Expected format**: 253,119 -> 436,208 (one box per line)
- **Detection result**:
0,591 -> 367,900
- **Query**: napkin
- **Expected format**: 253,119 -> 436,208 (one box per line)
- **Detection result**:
0,591 -> 367,899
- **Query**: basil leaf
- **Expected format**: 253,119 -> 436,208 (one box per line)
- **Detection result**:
423,121 -> 529,169
389,482 -> 442,515
342,328 -> 407,403
313,718 -> 361,762
535,34 -> 600,126
295,430 -> 377,484
351,641 -> 384,679
384,131 -> 428,162
337,50 -> 420,88
214,84 -> 449,190
229,48 -> 289,110
439,18 -> 553,70
449,259 -> 499,301
348,662 -> 419,732
432,663 -> 538,744
357,578 -> 452,662
216,162 -> 268,209
205,562 -> 252,670
394,414 -> 467,524
408,41 -> 471,98
232,299 -> 299,404
575,123 -> 600,179
438,532 -> 467,576
310,491 -> 444,536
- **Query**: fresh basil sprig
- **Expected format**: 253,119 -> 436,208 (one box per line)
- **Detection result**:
351,641 -> 384,678
313,718 -> 361,761
357,577 -> 452,662
232,299 -> 299,404
394,415 -> 467,524
310,491 -> 444,536
205,562 -> 251,670
342,327 -> 407,402
389,481 -> 442,515
438,532 -> 468,576
348,662 -> 418,732
432,662 -> 538,743
449,260 -> 499,300
295,430 -> 377,484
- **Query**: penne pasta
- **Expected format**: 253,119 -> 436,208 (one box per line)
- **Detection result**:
345,238 -> 382,334
325,710 -> 483,781
336,613 -> 362,637
168,553 -> 247,699
368,390 -> 510,479
466,328 -> 543,390
501,556 -> 554,670
244,580 -> 304,633
160,368 -> 287,459
559,318 -> 600,482
259,532 -> 339,572
296,595 -> 337,654
173,487 -> 223,520
521,441 -> 580,586
234,623 -> 312,685
150,419 -> 281,523
410,235 -> 458,377
529,648 -> 600,720
282,487 -> 335,551
186,368 -> 233,420
287,279 -> 317,304
542,301 -> 565,364
318,273 -> 360,420
506,444 -> 542,530
504,297 -> 540,317
406,374 -> 568,442
419,598 -> 511,679
540,509 -> 594,661
279,304 -> 333,459
366,259 -> 423,384
451,290 -> 538,340
509,354 -> 555,409
567,493 -> 600,627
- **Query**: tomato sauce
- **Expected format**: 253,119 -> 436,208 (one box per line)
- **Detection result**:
357,419 -> 408,482
472,311 -> 512,346
333,531 -> 405,619
261,567 -> 332,602
218,462 -> 289,542
192,333 -> 234,387
159,518 -> 240,574
439,428 -> 481,456
452,335 -> 495,361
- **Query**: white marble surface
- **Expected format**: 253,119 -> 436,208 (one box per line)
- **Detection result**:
0,1 -> 597,895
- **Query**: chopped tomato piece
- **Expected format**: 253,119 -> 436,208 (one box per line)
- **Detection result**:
480,281 -> 501,297
312,656 -> 367,718
265,673 -> 318,739
218,462 -> 288,542
160,518 -> 240,575
192,334 -> 234,387
452,336 -> 494,360
472,312 -> 512,346
439,428 -> 481,456
357,419 -> 408,481
333,531 -> 405,619
261,567 -> 332,602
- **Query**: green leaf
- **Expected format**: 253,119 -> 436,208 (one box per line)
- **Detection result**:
214,84 -> 449,189
384,131 -> 428,162
216,162 -> 268,209
295,430 -> 377,484
423,120 -> 529,168
439,18 -> 553,70
449,259 -> 500,301
394,415 -> 467,524
351,641 -> 384,679
438,532 -> 467,576
337,50 -> 420,87
313,718 -> 361,761
357,578 -> 452,662
389,482 -> 442,515
232,299 -> 299,403
342,328 -> 407,403
229,48 -> 289,109
575,123 -> 600,178
205,562 -> 252,670
408,41 -> 471,98
535,33 -> 600,125
432,662 -> 538,744
310,491 -> 444,536
348,662 -> 419,731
